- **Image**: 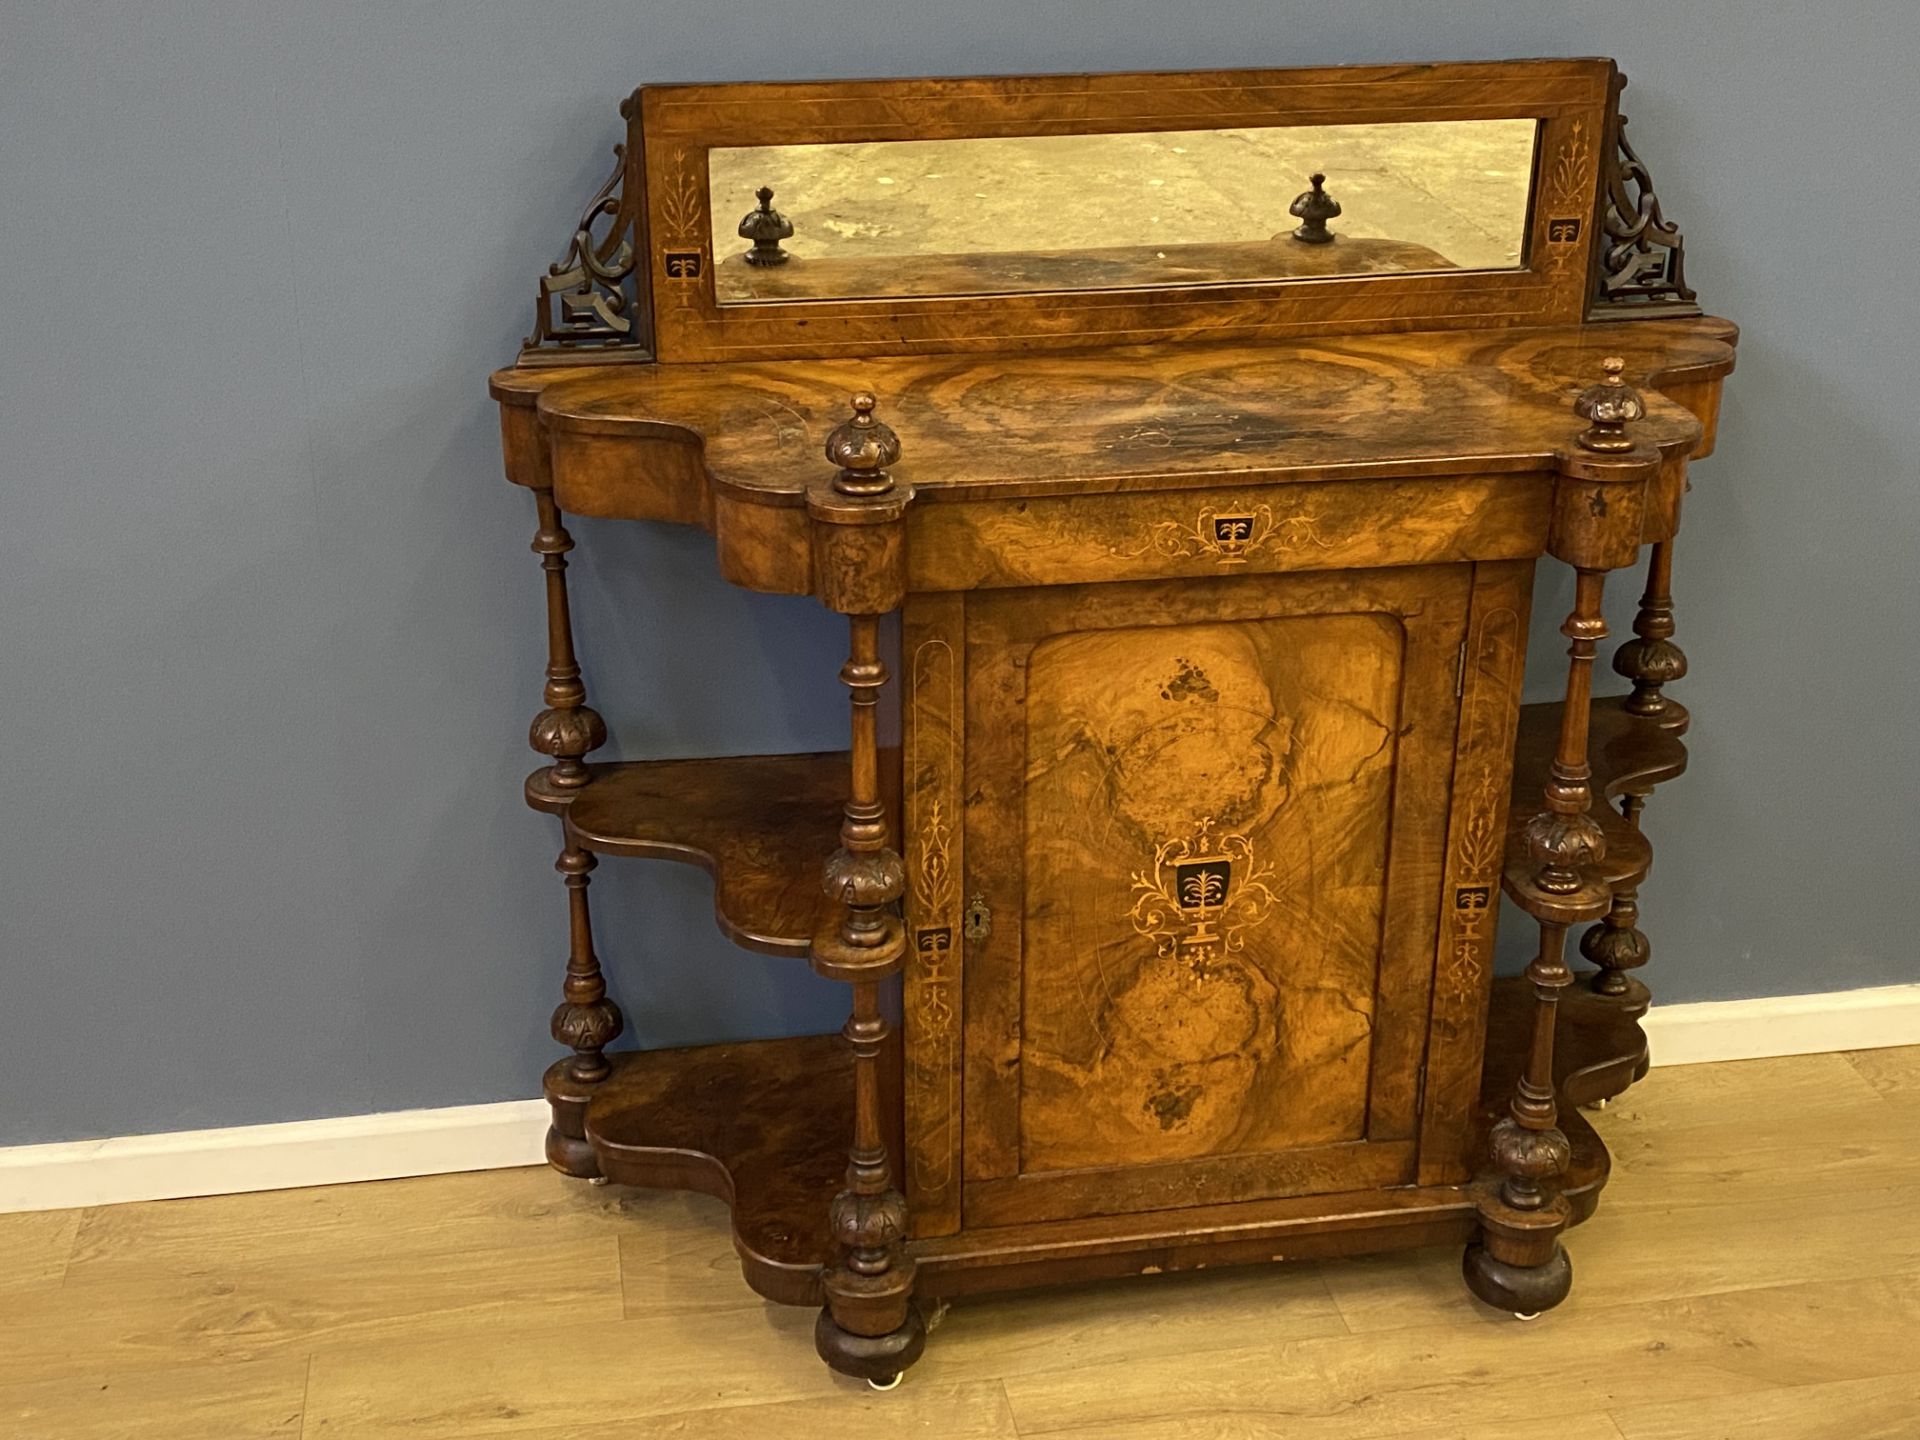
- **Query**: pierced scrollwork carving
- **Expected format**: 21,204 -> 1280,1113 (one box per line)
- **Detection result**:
523,138 -> 650,361
1590,79 -> 1700,316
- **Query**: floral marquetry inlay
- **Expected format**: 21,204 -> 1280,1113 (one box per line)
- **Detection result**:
1111,505 -> 1336,568
1446,608 -> 1521,993
1126,817 -> 1282,975
656,149 -> 709,299
1541,121 -> 1595,280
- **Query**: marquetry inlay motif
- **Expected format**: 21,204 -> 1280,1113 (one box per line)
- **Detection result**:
1542,121 -> 1594,279
658,150 -> 707,291
1446,607 -> 1521,991
908,636 -> 959,1196
1111,504 -> 1334,567
1126,816 -> 1282,975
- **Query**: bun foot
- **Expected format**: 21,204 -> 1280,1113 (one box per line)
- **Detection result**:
543,1124 -> 601,1181
815,1303 -> 927,1384
1463,1240 -> 1572,1316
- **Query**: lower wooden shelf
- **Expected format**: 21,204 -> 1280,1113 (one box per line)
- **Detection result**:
574,976 -> 1645,1308
583,1034 -> 853,1307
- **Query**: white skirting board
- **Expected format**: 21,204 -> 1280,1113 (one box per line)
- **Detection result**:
5,983 -> 1918,1215
0,1098 -> 552,1215
1640,982 -> 1920,1067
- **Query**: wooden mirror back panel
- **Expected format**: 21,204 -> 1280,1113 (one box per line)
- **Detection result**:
627,59 -> 1615,361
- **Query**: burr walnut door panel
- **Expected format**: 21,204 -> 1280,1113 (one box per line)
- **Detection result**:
959,566 -> 1472,1227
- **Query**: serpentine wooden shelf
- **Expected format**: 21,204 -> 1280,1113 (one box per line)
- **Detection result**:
548,752 -> 858,958
495,59 -> 1737,1384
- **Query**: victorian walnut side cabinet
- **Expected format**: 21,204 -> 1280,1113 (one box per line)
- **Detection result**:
489,59 -> 1732,1387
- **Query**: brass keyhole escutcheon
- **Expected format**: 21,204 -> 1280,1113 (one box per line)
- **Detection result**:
962,893 -> 992,943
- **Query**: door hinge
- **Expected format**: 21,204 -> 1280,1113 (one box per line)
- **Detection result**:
962,892 -> 992,943
1454,639 -> 1468,698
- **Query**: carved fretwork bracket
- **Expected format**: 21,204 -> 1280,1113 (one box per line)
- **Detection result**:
521,96 -> 653,365
1589,77 -> 1700,319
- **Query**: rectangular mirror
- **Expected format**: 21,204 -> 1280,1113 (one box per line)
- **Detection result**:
708,120 -> 1540,304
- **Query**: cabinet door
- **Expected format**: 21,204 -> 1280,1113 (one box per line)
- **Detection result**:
959,566 -> 1471,1227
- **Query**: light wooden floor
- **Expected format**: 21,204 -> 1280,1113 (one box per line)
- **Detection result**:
6,1046 -> 1918,1439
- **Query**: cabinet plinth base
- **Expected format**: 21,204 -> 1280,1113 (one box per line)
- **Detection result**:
550,975 -> 1647,1309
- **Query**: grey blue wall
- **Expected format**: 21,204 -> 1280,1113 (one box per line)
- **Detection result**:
3,2 -> 1914,1145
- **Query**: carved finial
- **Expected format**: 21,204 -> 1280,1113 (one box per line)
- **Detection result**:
825,392 -> 901,497
1289,173 -> 1340,245
1574,357 -> 1646,453
738,185 -> 793,267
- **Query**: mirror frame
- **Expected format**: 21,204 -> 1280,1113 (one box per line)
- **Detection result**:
636,59 -> 1617,362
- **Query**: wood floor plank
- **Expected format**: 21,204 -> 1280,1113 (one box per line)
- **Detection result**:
300,1308 -> 828,1437
1001,1273 -> 1920,1438
1609,1370 -> 1920,1440
999,1407 -> 1627,1440
1844,1045 -> 1920,1101
1321,1182 -> 1920,1332
5,1047 -> 1915,1434
0,1235 -> 623,1385
67,1166 -> 642,1271
913,1264 -> 1351,1384
329,1380 -> 1023,1440
0,1206 -> 81,1293
1594,1052 -> 1920,1207
0,1356 -> 308,1440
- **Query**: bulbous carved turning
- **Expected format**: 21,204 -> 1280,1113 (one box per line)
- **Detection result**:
1582,883 -> 1651,997
551,997 -> 624,1063
1524,804 -> 1607,895
829,1187 -> 910,1264
1489,1116 -> 1573,1194
825,393 -> 902,497
529,705 -> 608,782
1614,636 -> 1687,710
822,845 -> 908,918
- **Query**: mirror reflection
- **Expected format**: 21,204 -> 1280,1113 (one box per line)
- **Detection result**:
708,120 -> 1539,304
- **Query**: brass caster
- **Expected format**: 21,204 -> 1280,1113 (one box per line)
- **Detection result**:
1513,1311 -> 1542,1322
587,1175 -> 610,1187
868,1374 -> 903,1392
1592,1097 -> 1610,1111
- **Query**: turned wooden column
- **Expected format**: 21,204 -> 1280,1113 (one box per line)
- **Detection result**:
1467,359 -> 1643,1318
1584,537 -> 1688,998
1582,790 -> 1651,999
527,490 -> 607,800
524,487 -> 622,1179
809,395 -> 924,1386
